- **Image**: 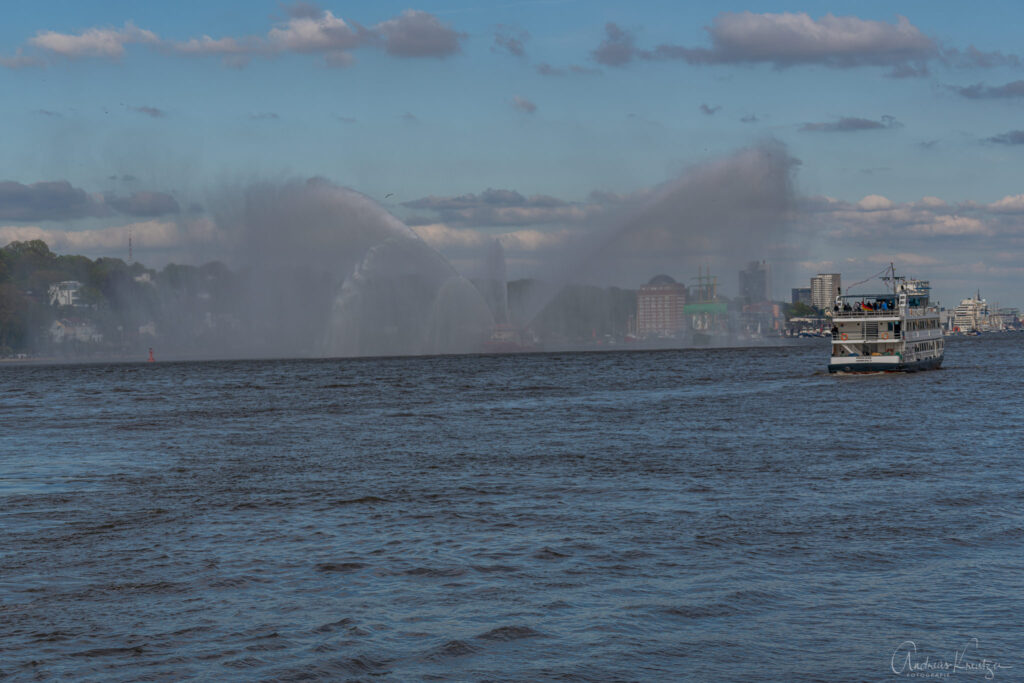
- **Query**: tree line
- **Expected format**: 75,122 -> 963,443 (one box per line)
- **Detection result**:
0,240 -> 240,357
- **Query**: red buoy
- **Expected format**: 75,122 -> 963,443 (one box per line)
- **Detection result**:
148,348 -> 155,363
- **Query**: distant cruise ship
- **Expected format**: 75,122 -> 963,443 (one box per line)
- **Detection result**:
828,268 -> 944,373
952,293 -> 989,333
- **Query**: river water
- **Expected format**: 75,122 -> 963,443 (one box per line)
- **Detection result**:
1,337 -> 1021,681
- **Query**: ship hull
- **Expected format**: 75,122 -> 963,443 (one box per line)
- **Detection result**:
829,356 -> 943,374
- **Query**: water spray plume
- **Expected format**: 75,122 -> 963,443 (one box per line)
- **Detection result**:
212,177 -> 493,357
518,141 -> 798,325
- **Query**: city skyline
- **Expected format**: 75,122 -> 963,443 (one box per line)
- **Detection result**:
3,1 -> 1024,306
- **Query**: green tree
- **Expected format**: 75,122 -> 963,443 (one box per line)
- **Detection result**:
55,254 -> 94,283
2,240 -> 55,284
0,283 -> 29,351
785,301 -> 817,318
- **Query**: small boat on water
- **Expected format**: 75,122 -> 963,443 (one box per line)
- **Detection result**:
828,266 -> 944,373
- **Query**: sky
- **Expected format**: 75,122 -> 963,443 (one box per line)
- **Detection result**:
3,0 -> 1024,307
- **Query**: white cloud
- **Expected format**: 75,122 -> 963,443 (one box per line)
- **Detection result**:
30,22 -> 158,58
911,214 -> 989,235
498,228 -> 573,251
411,223 -> 485,248
0,49 -> 43,68
411,223 -> 573,252
988,194 -> 1024,213
631,12 -> 938,77
798,191 -> 1024,246
696,12 -> 934,67
867,253 -> 939,266
0,218 -> 216,253
267,10 -> 362,54
857,194 -> 893,210
798,260 -> 837,272
172,35 -> 253,56
9,9 -> 462,68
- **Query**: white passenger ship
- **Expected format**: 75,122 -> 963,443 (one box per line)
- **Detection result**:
829,270 -> 944,373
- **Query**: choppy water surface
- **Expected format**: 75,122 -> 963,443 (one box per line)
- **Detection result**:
2,337 -> 1022,681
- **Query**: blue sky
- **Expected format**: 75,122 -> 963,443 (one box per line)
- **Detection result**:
4,1 -> 1024,306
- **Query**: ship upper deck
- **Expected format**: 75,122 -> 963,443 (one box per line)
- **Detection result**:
832,307 -> 939,320
832,293 -> 938,320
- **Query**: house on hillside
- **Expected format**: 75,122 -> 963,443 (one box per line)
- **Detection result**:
49,318 -> 103,344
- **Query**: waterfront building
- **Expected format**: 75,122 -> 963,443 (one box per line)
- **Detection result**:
49,318 -> 102,343
992,307 -> 1022,330
791,288 -> 812,306
811,273 -> 841,311
637,275 -> 688,338
739,261 -> 771,305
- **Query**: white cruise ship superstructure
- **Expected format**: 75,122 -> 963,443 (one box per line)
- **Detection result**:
829,271 -> 944,373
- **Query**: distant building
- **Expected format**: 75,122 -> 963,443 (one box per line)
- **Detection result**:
637,274 -> 688,338
49,318 -> 102,344
791,287 -> 812,306
992,307 -> 1021,330
953,294 -> 989,332
738,261 -> 771,304
811,273 -> 841,311
48,281 -> 83,307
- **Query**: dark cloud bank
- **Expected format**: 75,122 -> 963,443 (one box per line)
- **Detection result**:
0,180 -> 179,221
800,115 -> 900,133
589,12 -> 1019,77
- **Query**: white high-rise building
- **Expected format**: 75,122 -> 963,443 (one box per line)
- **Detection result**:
811,273 -> 841,311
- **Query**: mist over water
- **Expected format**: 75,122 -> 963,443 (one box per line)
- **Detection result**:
479,239 -> 510,326
206,144 -> 799,355
325,236 -> 493,356
197,143 -> 799,357
16,144 -> 800,360
514,142 -> 798,326
211,178 -> 494,357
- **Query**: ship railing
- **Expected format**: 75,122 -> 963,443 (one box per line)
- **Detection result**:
831,333 -> 901,341
831,307 -> 900,317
